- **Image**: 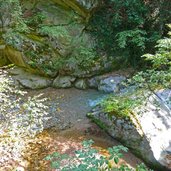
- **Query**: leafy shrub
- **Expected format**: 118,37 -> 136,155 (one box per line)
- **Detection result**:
131,25 -> 171,90
98,27 -> 171,121
45,140 -> 151,171
89,0 -> 171,67
0,0 -> 29,33
100,90 -> 146,119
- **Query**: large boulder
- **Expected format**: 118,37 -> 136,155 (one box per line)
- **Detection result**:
1,0 -> 123,79
9,67 -> 52,89
88,74 -> 126,93
1,0 -> 110,78
88,89 -> 171,170
98,76 -> 126,93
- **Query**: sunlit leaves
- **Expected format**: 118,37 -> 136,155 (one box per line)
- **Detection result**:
0,70 -> 49,166
131,27 -> 171,90
108,146 -> 128,164
45,140 -> 150,171
116,29 -> 147,50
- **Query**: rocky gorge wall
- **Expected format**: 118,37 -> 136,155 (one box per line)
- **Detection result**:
0,0 -> 121,79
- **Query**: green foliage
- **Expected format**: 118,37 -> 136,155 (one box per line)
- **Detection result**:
143,40 -> 171,70
116,29 -> 146,50
131,25 -> 171,90
45,140 -> 151,171
65,37 -> 97,70
39,25 -> 70,39
0,70 -> 49,164
0,0 -> 29,32
26,12 -> 46,27
89,0 -> 171,67
0,0 -> 30,70
100,92 -> 144,119
100,26 -> 171,121
131,70 -> 171,90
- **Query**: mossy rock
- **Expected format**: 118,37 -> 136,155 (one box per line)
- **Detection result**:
2,0 -> 120,78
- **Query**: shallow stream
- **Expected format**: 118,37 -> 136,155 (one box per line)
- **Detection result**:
0,87 -> 142,170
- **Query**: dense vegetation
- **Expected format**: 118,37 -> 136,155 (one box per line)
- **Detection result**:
101,26 -> 171,118
89,0 -> 171,67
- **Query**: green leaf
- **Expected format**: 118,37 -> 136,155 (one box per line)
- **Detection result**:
114,157 -> 119,164
52,152 -> 60,158
44,155 -> 52,160
51,161 -> 60,169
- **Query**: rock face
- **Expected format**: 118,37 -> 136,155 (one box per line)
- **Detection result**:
89,89 -> 171,170
1,0 -> 115,78
0,0 -> 122,78
9,67 -> 52,89
53,76 -> 76,88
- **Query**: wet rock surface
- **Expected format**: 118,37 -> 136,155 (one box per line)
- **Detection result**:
87,74 -> 126,93
98,76 -> 126,93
